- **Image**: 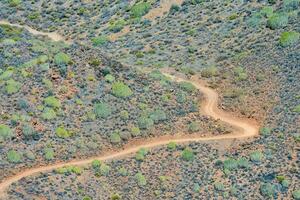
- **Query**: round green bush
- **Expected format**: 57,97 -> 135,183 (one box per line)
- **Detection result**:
138,116 -> 154,130
260,183 -> 276,198
110,132 -> 121,144
267,13 -> 289,29
0,124 -> 13,140
44,148 -> 54,160
44,96 -> 61,108
6,79 -> 21,94
293,190 -> 300,200
130,126 -> 140,136
135,172 -> 147,187
188,122 -> 200,132
279,31 -> 299,47
55,126 -> 72,138
167,141 -> 177,151
54,52 -> 72,65
250,151 -> 264,163
179,81 -> 196,92
7,150 -> 22,163
94,102 -> 112,118
91,35 -> 107,46
181,148 -> 194,161
149,109 -> 167,123
42,107 -> 57,120
111,81 -> 133,98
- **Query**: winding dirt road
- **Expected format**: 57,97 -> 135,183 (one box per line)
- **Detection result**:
0,21 -> 259,198
0,70 -> 259,198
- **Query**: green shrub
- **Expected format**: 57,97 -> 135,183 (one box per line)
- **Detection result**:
260,6 -> 273,17
105,74 -> 115,83
7,150 -> 22,163
247,13 -> 263,27
138,116 -> 154,130
267,13 -> 289,29
82,196 -> 92,200
54,52 -> 72,65
44,148 -> 54,160
260,183 -> 276,198
22,124 -> 36,139
228,13 -> 239,20
181,148 -> 194,161
92,159 -> 102,169
170,4 -> 180,13
120,110 -> 129,120
8,0 -> 21,7
110,131 -> 121,144
100,163 -> 110,176
56,126 -> 72,138
0,124 -> 13,140
201,66 -> 218,77
42,108 -> 57,120
5,79 -> 21,94
135,148 -> 148,161
131,2 -> 151,18
150,109 -> 167,123
167,141 -> 177,151
279,31 -> 299,47
223,158 -> 238,170
71,166 -> 82,175
0,69 -> 13,80
130,126 -> 140,136
111,194 -> 121,200
233,67 -> 248,81
44,96 -> 61,108
260,127 -> 271,136
276,175 -> 285,183
250,151 -> 263,163
149,70 -> 167,81
109,19 -> 126,33
24,151 -> 35,160
135,51 -> 144,58
223,88 -> 244,98
89,58 -> 101,67
56,166 -> 82,175
94,102 -> 112,118
214,182 -> 225,191
237,157 -> 249,168
28,11 -> 40,20
188,121 -> 200,132
281,180 -> 289,188
176,92 -> 186,103
111,81 -> 133,98
179,82 -> 196,92
91,35 -> 108,46
293,104 -> 300,113
118,167 -> 128,176
283,0 -> 300,10
293,190 -> 300,200
135,172 -> 147,187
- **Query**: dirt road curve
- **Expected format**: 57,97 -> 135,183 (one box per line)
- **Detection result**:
0,21 -> 259,198
0,70 -> 259,198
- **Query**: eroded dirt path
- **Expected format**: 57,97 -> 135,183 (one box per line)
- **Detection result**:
0,20 -> 72,44
0,21 -> 259,198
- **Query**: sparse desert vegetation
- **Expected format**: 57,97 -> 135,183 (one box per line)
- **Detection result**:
0,0 -> 299,199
